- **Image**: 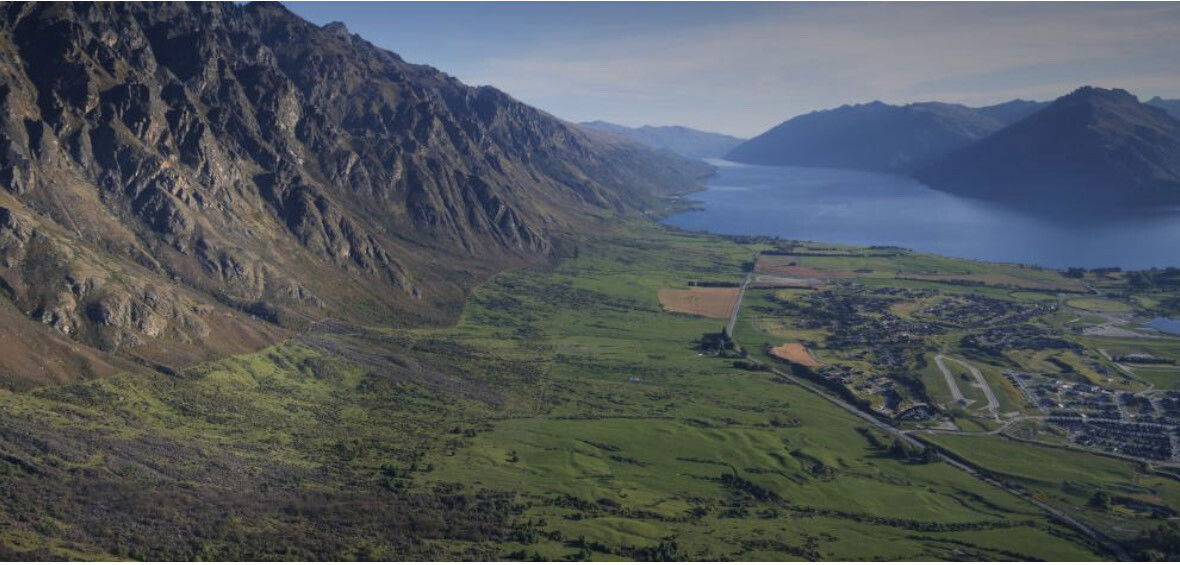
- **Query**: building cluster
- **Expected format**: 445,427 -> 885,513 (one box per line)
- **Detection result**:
921,295 -> 1053,327
1006,370 -> 1178,461
963,324 -> 1078,353
1007,370 -> 1118,416
1157,392 -> 1180,424
1047,417 -> 1174,461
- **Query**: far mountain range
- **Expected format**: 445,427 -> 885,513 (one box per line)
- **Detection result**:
578,121 -> 744,159
726,98 -> 1047,172
592,89 -> 1180,207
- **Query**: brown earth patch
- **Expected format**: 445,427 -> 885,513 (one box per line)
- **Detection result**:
657,287 -> 740,319
770,343 -> 823,367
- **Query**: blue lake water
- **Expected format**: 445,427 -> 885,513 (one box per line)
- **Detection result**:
663,161 -> 1180,270
1147,318 -> 1180,336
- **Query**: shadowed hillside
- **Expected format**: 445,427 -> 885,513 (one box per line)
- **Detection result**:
917,87 -> 1180,207
726,100 -> 1028,172
1148,96 -> 1180,120
0,1 -> 709,386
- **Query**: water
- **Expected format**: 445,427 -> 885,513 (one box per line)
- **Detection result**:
663,161 -> 1180,269
1147,318 -> 1180,336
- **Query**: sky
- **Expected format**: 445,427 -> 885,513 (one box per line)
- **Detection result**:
286,1 -> 1180,137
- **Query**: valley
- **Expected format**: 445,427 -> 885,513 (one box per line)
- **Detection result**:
1,1 -> 1179,562
3,220 -> 1179,560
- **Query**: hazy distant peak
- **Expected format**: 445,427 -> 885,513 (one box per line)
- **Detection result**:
1065,85 -> 1138,102
1147,96 -> 1180,120
578,121 -> 744,159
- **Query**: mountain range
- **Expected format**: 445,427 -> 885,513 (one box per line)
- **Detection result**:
726,99 -> 1045,172
0,2 -> 708,387
578,120 -> 744,159
916,87 -> 1180,206
1148,96 -> 1180,120
729,88 -> 1180,206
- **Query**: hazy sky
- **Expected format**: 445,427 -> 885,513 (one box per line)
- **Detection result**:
287,1 -> 1180,137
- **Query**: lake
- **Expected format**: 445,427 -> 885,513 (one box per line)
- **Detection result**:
1147,317 -> 1180,336
663,161 -> 1180,270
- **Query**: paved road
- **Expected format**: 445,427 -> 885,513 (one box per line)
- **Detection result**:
937,354 -> 1000,421
933,354 -> 968,404
724,272 -> 753,339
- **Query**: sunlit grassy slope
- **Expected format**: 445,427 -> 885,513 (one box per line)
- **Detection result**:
0,224 -> 1148,559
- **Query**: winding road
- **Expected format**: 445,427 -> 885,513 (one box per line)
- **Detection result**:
935,354 -> 1000,421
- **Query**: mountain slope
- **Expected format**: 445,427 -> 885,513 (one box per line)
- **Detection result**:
1148,96 -> 1180,120
726,101 -> 1008,172
975,99 -> 1048,125
578,121 -> 744,159
916,87 -> 1180,206
0,1 -> 708,387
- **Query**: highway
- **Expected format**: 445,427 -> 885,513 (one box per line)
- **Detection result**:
724,271 -> 753,339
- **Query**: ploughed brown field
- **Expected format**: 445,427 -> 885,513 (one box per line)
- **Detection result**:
770,342 -> 823,367
657,288 -> 741,318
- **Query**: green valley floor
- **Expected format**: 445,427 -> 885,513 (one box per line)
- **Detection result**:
1,224 -> 1176,560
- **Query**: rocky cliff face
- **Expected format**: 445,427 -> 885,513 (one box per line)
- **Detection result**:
916,87 -> 1180,207
0,1 -> 708,387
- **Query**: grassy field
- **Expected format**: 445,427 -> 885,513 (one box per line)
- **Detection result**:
0,224 -> 1174,559
1067,298 -> 1137,313
416,228 -> 1106,559
927,434 -> 1180,543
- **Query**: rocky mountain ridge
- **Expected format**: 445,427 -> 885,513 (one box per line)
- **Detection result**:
0,1 -> 709,387
916,87 -> 1180,206
1148,96 -> 1180,120
725,99 -> 1033,172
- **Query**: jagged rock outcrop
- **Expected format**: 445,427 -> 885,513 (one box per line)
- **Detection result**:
0,1 -> 708,386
